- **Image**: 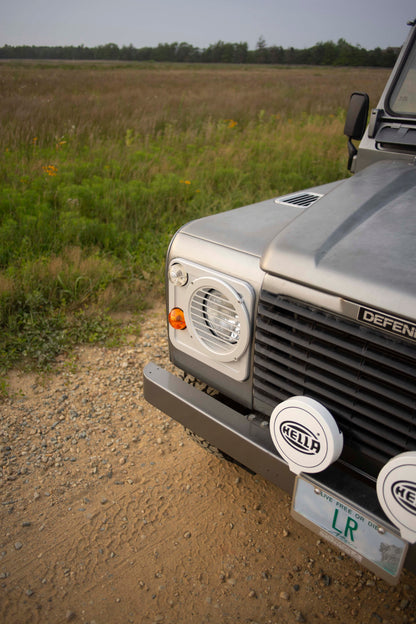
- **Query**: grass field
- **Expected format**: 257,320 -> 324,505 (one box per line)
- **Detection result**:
0,61 -> 391,379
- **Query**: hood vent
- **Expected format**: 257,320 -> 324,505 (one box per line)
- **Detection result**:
275,192 -> 323,208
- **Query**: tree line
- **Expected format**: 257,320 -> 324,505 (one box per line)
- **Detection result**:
0,38 -> 399,67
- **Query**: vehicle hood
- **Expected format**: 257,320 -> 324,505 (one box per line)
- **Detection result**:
179,180 -> 341,258
261,160 -> 416,320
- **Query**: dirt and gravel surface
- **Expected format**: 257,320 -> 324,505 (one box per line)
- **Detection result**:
1,302 -> 416,624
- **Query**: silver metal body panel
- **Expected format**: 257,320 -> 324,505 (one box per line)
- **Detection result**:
171,158 -> 416,322
261,160 -> 416,321
167,180 -> 346,402
167,236 -> 265,406
354,137 -> 416,172
177,180 -> 342,257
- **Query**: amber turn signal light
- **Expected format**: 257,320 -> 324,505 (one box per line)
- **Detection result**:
168,308 -> 186,330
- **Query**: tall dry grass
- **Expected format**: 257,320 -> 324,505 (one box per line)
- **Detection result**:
0,63 -> 389,147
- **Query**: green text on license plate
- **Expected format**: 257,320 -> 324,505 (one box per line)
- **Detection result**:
292,476 -> 408,584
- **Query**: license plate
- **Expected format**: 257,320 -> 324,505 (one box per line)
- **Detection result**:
292,475 -> 408,584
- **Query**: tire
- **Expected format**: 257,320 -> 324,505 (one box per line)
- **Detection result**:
178,371 -> 219,396
184,428 -> 231,461
180,372 -> 254,473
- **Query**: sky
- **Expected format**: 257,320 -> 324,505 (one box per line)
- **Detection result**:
1,0 -> 415,51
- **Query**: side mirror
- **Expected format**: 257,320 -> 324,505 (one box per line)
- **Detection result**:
344,92 -> 369,171
344,92 -> 369,139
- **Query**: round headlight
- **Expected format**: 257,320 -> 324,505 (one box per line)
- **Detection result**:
188,278 -> 249,361
204,289 -> 240,344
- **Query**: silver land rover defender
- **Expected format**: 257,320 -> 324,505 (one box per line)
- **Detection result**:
144,20 -> 416,584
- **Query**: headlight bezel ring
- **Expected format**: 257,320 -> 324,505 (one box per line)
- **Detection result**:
188,276 -> 250,362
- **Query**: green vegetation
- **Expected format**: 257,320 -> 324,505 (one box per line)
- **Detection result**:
0,62 -> 390,381
0,38 -> 398,67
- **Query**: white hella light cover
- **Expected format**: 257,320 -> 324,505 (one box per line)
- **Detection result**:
270,396 -> 344,475
377,452 -> 416,543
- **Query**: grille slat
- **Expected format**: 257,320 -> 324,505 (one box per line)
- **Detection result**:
253,292 -> 416,472
254,347 -> 415,429
254,372 -> 401,463
255,354 -> 411,450
255,331 -> 416,418
258,294 -> 416,378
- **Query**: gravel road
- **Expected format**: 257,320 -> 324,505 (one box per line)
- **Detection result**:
1,303 -> 416,624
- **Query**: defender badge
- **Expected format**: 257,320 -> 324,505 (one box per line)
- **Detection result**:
358,306 -> 416,342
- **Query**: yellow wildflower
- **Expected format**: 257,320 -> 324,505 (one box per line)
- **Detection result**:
42,165 -> 58,177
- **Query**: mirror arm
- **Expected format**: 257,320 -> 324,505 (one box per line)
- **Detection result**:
347,138 -> 357,171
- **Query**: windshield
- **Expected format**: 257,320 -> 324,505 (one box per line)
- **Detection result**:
388,37 -> 416,116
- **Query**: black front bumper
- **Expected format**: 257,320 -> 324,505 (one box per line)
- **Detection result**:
143,362 -> 294,492
143,362 -> 416,578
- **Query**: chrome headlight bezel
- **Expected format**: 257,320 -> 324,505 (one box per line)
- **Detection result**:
188,277 -> 250,362
168,259 -> 254,381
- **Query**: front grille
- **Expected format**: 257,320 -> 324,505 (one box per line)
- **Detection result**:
253,291 -> 416,474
